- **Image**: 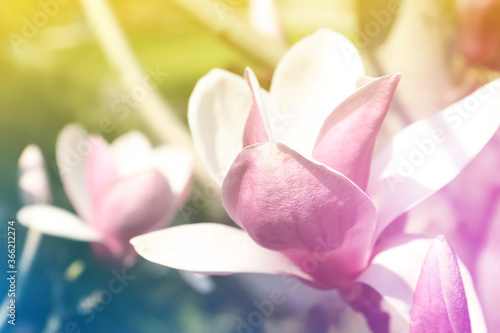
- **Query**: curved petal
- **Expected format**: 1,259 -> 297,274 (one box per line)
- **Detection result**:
243,99 -> 269,147
130,223 -> 312,281
313,73 -> 401,190
367,79 -> 500,238
153,146 -> 194,207
222,142 -> 377,286
188,69 -> 254,185
242,68 -> 271,147
86,135 -> 118,211
56,124 -> 93,221
409,236 -> 471,333
94,170 -> 175,242
17,204 -> 101,241
18,144 -> 51,205
269,28 -> 365,157
111,131 -> 154,178
358,234 -> 486,332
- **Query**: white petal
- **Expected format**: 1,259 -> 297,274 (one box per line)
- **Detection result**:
130,223 -> 312,281
188,69 -> 254,186
17,204 -> 101,242
111,131 -> 154,177
18,144 -> 51,205
153,146 -> 194,207
178,271 -> 215,294
269,28 -> 364,157
56,124 -> 93,221
357,235 -> 430,323
357,234 -> 486,332
367,79 -> 500,238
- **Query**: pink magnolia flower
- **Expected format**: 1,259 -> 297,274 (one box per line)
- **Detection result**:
409,235 -> 472,333
17,124 -> 193,265
132,29 -> 500,329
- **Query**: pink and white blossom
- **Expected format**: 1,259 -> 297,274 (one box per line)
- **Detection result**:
17,124 -> 193,265
131,29 -> 500,330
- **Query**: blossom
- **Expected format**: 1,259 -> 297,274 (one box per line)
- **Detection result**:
131,29 -> 500,328
17,124 -> 193,265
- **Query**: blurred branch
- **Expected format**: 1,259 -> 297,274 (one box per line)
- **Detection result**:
78,0 -> 212,185
171,0 -> 287,68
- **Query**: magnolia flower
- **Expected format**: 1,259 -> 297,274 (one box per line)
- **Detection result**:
458,0 -> 500,71
409,235 -> 472,332
17,124 -> 193,265
132,29 -> 500,329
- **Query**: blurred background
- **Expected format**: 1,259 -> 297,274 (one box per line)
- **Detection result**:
0,0 -> 497,332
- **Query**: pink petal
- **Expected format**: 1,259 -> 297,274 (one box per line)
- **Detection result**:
130,223 -> 312,281
410,236 -> 471,333
222,142 -> 377,287
243,68 -> 270,147
86,135 -> 118,213
313,73 -> 401,190
243,101 -> 269,147
56,124 -> 93,221
367,79 -> 500,239
94,170 -> 175,258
